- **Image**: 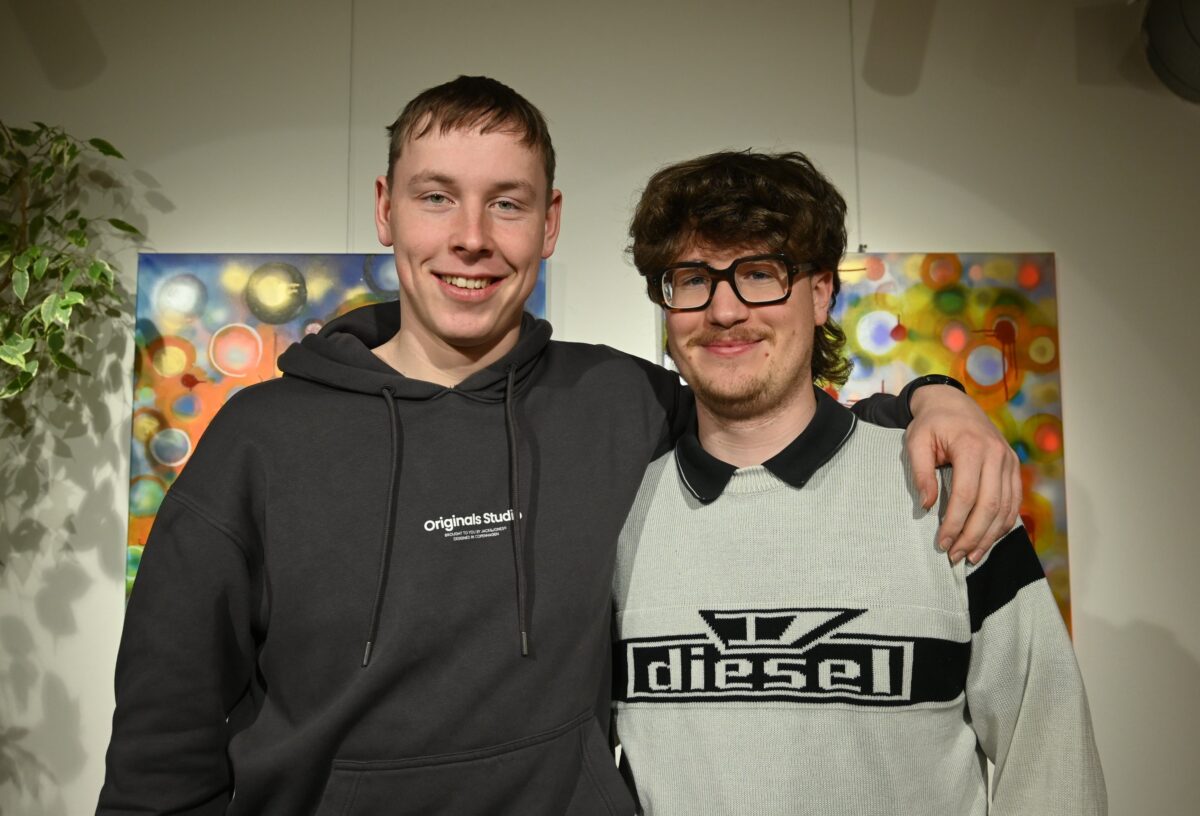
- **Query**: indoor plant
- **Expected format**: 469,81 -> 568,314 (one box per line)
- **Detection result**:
0,120 -> 140,415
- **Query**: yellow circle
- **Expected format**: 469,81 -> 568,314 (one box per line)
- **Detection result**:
1028,336 -> 1056,365
983,258 -> 1017,284
152,345 -> 188,377
252,271 -> 295,308
132,413 -> 162,443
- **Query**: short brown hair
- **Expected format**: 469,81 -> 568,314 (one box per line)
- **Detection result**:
628,150 -> 852,387
385,75 -> 556,194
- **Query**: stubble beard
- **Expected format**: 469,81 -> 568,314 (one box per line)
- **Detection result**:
674,330 -> 814,423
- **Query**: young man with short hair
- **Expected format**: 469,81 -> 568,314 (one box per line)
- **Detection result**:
99,77 -> 1019,814
613,150 -> 1105,815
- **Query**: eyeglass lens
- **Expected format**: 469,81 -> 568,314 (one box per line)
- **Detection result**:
663,257 -> 791,309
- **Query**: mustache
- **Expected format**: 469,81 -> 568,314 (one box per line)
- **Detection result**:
684,328 -> 773,348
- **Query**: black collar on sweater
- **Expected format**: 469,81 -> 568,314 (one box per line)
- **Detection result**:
674,387 -> 858,504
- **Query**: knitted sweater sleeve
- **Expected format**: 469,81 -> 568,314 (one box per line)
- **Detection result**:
964,526 -> 1107,815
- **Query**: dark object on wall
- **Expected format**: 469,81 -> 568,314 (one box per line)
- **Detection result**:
1143,0 -> 1200,103
861,0 -> 937,96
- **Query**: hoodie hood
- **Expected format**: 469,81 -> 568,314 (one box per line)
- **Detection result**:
277,301 -> 553,399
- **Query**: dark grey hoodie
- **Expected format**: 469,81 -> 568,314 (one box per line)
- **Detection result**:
100,303 -> 687,815
99,302 -> 908,815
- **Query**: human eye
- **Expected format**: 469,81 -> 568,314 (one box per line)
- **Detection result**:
420,191 -> 451,206
493,198 -> 523,213
737,260 -> 785,283
675,270 -> 710,289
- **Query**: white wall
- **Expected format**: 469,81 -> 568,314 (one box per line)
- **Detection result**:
1,1 -> 1197,813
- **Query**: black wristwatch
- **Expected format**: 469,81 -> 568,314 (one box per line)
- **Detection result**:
900,374 -> 968,425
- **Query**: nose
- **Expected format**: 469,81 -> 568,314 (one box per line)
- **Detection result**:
451,205 -> 492,256
706,280 -> 749,327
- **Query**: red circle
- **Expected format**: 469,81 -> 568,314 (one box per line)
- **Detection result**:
993,319 -> 1017,344
1034,423 -> 1062,453
942,323 -> 969,353
1018,263 -> 1041,289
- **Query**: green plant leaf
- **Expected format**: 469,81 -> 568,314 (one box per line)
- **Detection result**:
0,345 -> 26,369
87,137 -> 125,158
40,294 -> 58,327
12,337 -> 34,355
13,269 -> 29,303
11,127 -> 36,147
0,378 -> 28,400
91,260 -> 115,286
32,256 -> 49,280
59,291 -> 85,307
66,229 -> 88,248
107,218 -> 141,235
13,251 -> 31,273
22,358 -> 38,376
46,330 -> 65,352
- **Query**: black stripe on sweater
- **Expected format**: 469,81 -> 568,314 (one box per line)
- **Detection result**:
967,526 -> 1046,633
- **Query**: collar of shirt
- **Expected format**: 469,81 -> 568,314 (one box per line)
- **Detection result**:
674,387 -> 858,504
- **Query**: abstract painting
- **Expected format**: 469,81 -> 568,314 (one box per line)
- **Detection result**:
127,253 -> 548,593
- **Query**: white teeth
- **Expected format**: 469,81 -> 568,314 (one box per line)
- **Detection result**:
440,275 -> 491,290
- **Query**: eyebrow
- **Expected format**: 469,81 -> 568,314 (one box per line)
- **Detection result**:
405,171 -> 536,198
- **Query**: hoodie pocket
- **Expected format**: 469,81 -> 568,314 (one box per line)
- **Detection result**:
563,715 -> 637,816
315,711 -> 635,816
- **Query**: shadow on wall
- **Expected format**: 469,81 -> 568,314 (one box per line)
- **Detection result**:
860,0 -> 1164,95
1077,613 -> 1200,816
0,298 -> 131,813
4,0 -> 107,91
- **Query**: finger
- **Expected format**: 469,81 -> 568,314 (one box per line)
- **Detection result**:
948,451 -> 1002,563
1005,448 -> 1023,529
937,448 -> 982,554
969,448 -> 1013,564
970,448 -> 1023,565
905,427 -> 940,511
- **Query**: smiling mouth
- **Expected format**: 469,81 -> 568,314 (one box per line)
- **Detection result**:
437,274 -> 500,291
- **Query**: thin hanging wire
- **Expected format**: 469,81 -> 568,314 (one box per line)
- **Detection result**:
344,0 -> 357,252
847,0 -> 867,253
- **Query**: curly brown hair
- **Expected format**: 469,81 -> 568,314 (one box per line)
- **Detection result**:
385,75 -> 555,195
628,150 -> 852,387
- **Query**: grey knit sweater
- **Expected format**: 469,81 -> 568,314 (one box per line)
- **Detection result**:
612,391 -> 1105,815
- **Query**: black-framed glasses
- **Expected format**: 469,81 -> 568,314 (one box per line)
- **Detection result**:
654,253 -> 815,311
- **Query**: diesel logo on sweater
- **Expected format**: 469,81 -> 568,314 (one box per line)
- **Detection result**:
616,608 -> 968,706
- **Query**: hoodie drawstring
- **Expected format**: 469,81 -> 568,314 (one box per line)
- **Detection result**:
363,386 -> 402,667
361,376 -> 530,665
504,365 -> 531,657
